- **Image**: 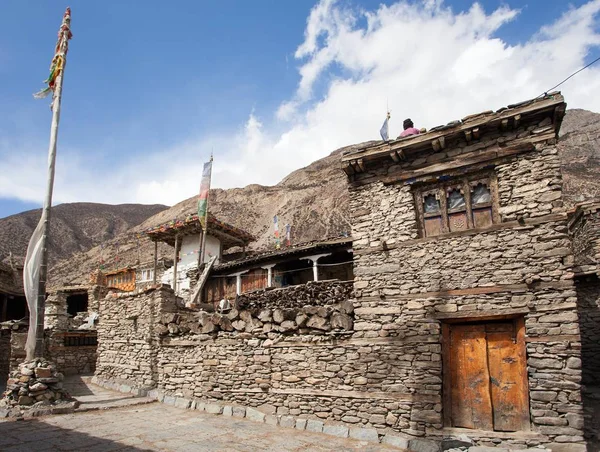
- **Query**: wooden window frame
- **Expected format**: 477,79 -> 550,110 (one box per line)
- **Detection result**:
414,172 -> 499,238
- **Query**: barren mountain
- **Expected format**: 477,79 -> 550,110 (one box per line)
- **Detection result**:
557,109 -> 600,206
0,203 -> 167,266
27,109 -> 600,288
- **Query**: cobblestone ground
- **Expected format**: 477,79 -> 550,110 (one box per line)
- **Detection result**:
0,403 -> 402,452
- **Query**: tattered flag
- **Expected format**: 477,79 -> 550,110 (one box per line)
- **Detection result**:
380,112 -> 391,141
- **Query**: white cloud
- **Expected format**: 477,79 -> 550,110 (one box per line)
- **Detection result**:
2,0 -> 600,210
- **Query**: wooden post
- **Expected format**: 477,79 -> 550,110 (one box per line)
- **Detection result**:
305,254 -> 331,282
172,235 -> 179,295
153,241 -> 158,284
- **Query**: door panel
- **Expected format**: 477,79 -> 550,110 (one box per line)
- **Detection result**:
486,322 -> 530,432
445,319 -> 529,432
449,324 -> 494,430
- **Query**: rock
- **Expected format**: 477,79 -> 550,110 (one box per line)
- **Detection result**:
306,315 -> 329,330
331,312 -> 353,330
232,320 -> 246,331
323,424 -> 349,438
279,320 -> 297,332
17,396 -> 34,406
295,418 -> 307,430
279,416 -> 296,428
232,406 -> 246,418
441,434 -> 472,450
205,404 -> 223,414
408,438 -> 441,452
34,368 -> 52,379
305,419 -> 324,433
382,434 -> 410,448
29,383 -> 48,392
349,427 -> 379,442
273,309 -> 285,324
258,309 -> 272,322
245,407 -> 266,423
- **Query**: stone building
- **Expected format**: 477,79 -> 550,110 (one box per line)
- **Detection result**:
145,213 -> 254,298
91,92 -> 597,451
341,92 -> 587,448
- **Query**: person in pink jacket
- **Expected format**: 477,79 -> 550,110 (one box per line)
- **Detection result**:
399,118 -> 420,137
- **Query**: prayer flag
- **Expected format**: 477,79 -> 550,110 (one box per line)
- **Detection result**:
198,158 -> 213,229
273,215 -> 280,249
380,112 -> 390,141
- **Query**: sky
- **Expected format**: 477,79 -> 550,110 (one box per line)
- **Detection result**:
1,0 -> 600,218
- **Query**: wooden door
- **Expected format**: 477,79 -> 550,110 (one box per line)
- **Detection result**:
443,319 -> 529,432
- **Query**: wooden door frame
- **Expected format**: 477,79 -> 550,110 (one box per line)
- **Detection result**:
442,316 -> 530,431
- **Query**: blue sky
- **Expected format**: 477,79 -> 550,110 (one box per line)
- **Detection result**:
1,0 -> 599,219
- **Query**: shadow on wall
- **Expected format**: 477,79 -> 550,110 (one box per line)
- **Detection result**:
574,274 -> 600,451
0,418 -> 154,452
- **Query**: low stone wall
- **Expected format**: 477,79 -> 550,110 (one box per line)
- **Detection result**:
159,281 -> 354,337
46,332 -> 97,375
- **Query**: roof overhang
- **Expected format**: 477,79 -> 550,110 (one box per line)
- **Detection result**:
145,214 -> 255,250
341,92 -> 566,176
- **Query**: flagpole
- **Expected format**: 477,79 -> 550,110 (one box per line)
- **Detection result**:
27,8 -> 72,360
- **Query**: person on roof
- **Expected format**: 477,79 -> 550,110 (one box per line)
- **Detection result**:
399,118 -> 420,138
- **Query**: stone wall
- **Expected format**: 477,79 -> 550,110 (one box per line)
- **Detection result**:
347,113 -> 586,449
95,285 -> 178,391
46,332 -> 97,375
569,202 -> 600,272
158,281 -> 354,336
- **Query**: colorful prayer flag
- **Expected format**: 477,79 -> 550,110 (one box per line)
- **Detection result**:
285,224 -> 291,246
273,215 -> 280,249
33,8 -> 73,100
198,158 -> 213,229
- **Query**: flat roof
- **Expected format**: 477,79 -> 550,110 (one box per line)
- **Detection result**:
341,92 -> 566,174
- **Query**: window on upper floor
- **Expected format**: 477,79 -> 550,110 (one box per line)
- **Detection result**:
414,174 -> 498,237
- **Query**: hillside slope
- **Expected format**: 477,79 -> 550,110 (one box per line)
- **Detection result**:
0,203 -> 168,266
48,109 -> 600,288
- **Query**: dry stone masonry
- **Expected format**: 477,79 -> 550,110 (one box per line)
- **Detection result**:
93,94 -> 597,452
1,357 -> 78,417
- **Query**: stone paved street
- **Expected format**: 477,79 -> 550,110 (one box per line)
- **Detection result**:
0,403 -> 403,451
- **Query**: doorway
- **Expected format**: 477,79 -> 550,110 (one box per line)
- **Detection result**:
442,318 -> 530,432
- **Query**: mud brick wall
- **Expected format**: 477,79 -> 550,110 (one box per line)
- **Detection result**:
348,118 -> 585,447
95,285 -> 178,389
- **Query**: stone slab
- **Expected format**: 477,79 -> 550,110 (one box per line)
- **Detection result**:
349,427 -> 379,442
279,416 -> 296,428
382,434 -> 409,449
305,419 -> 324,433
295,418 -> 307,430
323,424 -> 349,438
205,404 -> 223,415
246,407 -> 266,423
232,406 -> 246,418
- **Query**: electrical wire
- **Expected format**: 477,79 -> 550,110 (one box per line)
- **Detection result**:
537,55 -> 600,99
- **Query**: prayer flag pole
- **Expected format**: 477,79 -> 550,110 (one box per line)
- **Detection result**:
24,8 -> 73,360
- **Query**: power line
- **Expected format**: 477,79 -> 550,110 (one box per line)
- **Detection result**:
537,55 -> 600,98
